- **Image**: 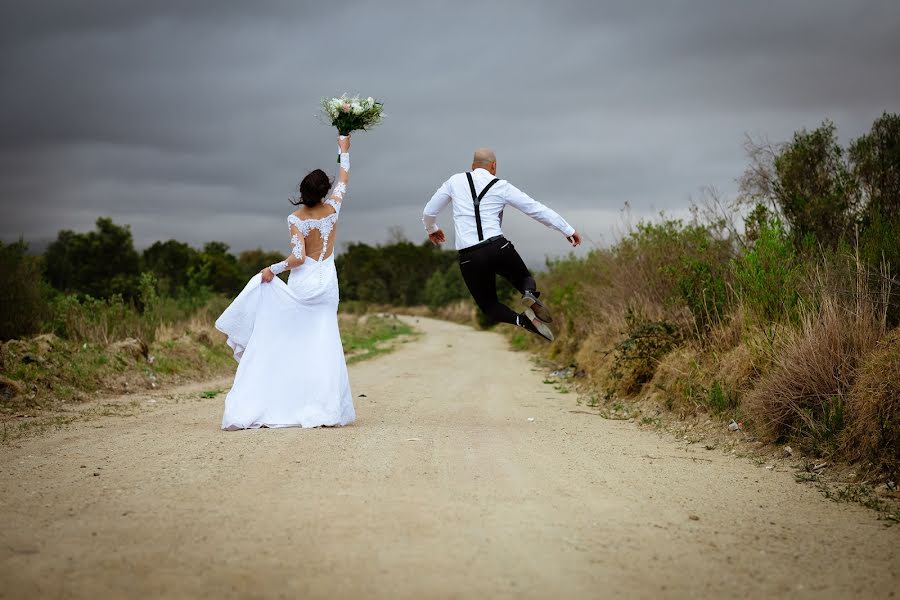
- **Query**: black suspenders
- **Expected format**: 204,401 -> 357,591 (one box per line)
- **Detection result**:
466,172 -> 500,241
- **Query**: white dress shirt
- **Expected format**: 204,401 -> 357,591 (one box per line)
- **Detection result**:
422,168 -> 575,250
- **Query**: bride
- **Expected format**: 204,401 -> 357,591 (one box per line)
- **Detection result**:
215,135 -> 355,430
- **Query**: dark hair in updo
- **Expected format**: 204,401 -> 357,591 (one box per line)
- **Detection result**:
291,169 -> 332,206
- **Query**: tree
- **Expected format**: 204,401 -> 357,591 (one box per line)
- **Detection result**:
44,217 -> 141,299
142,240 -> 198,295
424,263 -> 469,310
849,112 -> 900,223
772,121 -> 858,247
741,122 -> 858,248
336,239 -> 458,305
187,242 -> 244,296
0,240 -> 49,340
849,112 -> 900,325
238,248 -> 286,281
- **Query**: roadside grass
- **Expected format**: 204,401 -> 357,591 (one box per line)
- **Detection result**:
501,215 -> 898,518
1,313 -> 417,444
342,314 -> 416,365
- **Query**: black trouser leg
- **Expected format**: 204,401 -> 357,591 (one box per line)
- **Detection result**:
494,239 -> 536,294
458,237 -> 535,326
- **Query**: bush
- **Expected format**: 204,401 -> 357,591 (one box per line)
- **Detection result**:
842,328 -> 900,476
608,309 -> 682,398
744,281 -> 885,455
423,264 -> 468,310
48,294 -> 156,345
617,219 -> 733,338
732,216 -> 800,324
0,240 -> 50,340
673,254 -> 729,337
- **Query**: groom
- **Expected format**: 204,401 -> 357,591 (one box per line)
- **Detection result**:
423,148 -> 581,341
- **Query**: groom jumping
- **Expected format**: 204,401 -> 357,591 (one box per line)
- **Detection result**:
423,147 -> 581,341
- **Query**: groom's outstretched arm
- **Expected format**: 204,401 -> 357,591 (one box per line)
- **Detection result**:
505,183 -> 577,241
422,179 -> 452,244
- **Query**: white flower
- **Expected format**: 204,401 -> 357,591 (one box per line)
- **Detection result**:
351,102 -> 362,114
366,96 -> 374,106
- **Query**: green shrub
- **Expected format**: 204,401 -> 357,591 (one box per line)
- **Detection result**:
48,294 -> 156,344
618,219 -> 733,337
423,264 -> 468,310
732,217 -> 800,324
673,255 -> 729,337
608,309 -> 682,398
0,240 -> 50,340
706,380 -> 738,414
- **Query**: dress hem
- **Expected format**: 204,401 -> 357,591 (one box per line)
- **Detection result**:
222,419 -> 355,431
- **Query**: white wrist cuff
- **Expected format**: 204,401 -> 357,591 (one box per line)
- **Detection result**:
269,261 -> 288,275
339,152 -> 349,172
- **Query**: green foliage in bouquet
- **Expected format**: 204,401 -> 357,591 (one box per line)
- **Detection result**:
321,94 -> 384,136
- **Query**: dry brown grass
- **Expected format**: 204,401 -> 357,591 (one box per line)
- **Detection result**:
716,343 -> 757,397
573,328 -> 620,390
431,300 -> 478,326
842,328 -> 900,475
744,283 -> 887,453
650,346 -> 702,412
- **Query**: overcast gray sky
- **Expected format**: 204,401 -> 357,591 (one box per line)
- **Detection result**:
2,0 -> 898,264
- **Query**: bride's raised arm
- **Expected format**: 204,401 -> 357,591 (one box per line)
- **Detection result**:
261,135 -> 350,282
327,134 -> 351,210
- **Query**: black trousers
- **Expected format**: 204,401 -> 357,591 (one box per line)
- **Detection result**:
458,236 -> 536,325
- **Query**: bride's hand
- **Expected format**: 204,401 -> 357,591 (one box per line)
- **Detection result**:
260,267 -> 275,283
338,134 -> 351,153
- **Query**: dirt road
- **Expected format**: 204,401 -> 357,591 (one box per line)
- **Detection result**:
1,317 -> 897,599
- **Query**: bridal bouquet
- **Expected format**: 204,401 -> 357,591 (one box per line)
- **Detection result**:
321,94 -> 385,136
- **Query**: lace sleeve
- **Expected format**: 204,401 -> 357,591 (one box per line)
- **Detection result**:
268,218 -> 306,275
324,150 -> 349,214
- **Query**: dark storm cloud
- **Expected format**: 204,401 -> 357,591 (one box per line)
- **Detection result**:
2,0 -> 898,263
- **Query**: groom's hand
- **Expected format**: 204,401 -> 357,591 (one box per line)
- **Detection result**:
566,231 -> 582,247
428,229 -> 446,246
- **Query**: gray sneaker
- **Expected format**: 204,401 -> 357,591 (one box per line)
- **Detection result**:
522,291 -> 553,323
519,308 -> 554,342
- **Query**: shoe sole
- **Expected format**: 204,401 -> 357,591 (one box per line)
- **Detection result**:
522,293 -> 553,323
524,308 -> 554,341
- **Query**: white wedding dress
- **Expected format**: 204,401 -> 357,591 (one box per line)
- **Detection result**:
215,162 -> 355,430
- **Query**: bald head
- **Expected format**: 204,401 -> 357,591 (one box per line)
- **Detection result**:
472,147 -> 497,174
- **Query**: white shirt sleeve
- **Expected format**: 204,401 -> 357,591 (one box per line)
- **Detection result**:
504,183 -> 575,237
422,179 -> 452,234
